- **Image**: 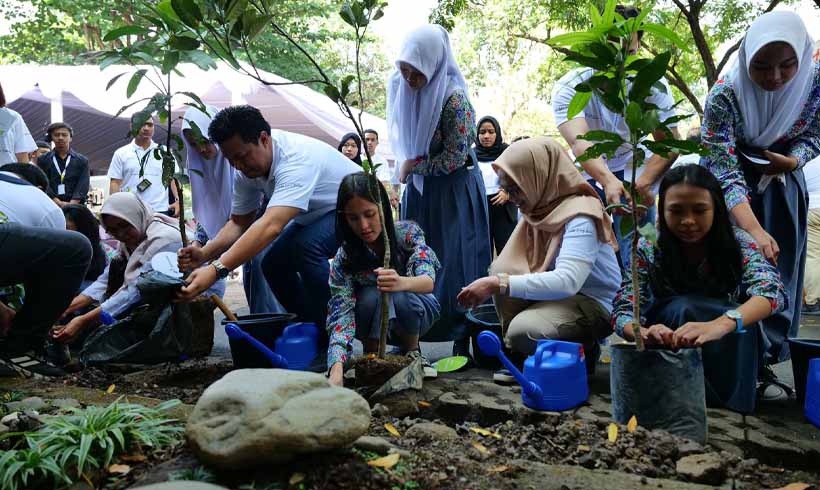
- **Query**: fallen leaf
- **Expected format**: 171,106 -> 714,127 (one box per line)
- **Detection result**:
366,353 -> 377,360
119,454 -> 147,463
471,441 -> 489,454
108,464 -> 130,475
289,472 -> 305,485
627,415 -> 638,433
418,400 -> 432,408
488,465 -> 509,473
367,453 -> 400,469
577,444 -> 591,453
384,423 -> 400,437
773,483 -> 812,490
763,466 -> 786,474
106,384 -> 116,394
600,355 -> 612,364
470,427 -> 502,439
607,423 -> 618,443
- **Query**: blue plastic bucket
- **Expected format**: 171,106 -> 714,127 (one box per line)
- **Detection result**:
788,338 -> 820,403
221,313 -> 297,368
805,358 -> 820,428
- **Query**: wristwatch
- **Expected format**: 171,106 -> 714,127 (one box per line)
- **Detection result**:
725,309 -> 745,333
212,260 -> 231,280
496,273 -> 510,296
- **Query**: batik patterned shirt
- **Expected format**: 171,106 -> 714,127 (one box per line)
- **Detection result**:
411,89 -> 477,176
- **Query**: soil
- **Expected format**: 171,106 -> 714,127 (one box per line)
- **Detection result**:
352,354 -> 413,387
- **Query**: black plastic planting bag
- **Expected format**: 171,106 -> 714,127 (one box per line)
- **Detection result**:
80,271 -> 193,366
610,344 -> 708,444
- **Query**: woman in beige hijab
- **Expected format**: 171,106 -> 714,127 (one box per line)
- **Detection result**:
458,137 -> 621,375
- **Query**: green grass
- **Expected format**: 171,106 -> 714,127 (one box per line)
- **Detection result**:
169,465 -> 217,483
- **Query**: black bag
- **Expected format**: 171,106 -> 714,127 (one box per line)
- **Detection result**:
80,271 -> 194,366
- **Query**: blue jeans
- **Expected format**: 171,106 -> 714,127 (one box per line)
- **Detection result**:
261,211 -> 338,331
243,240 -> 283,314
354,286 -> 440,343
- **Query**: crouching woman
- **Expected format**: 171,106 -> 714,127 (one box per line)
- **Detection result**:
327,172 -> 441,386
612,165 -> 787,412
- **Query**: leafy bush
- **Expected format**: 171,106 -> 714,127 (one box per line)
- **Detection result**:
0,398 -> 183,490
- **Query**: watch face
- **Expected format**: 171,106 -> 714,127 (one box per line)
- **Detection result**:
726,310 -> 741,320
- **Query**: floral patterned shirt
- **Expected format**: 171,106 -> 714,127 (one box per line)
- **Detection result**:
701,64 -> 820,210
326,221 -> 441,367
411,89 -> 477,176
611,228 -> 786,338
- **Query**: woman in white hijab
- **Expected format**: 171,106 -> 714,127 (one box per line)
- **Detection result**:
701,11 -> 820,400
386,25 -> 491,356
181,105 -> 281,315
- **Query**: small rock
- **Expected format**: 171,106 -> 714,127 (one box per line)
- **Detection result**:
353,436 -> 396,455
51,398 -> 81,410
375,390 -> 419,418
405,422 -> 458,442
5,396 -> 46,413
676,439 -> 704,458
371,403 -> 390,417
0,412 -> 19,425
578,453 -> 597,469
675,452 -> 727,485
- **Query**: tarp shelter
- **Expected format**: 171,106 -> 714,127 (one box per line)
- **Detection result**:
0,62 -> 393,175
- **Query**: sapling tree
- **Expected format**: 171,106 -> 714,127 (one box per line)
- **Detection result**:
168,0 -> 395,358
97,0 -> 217,249
547,0 -> 707,351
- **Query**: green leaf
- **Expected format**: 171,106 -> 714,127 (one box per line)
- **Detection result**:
324,85 -> 340,102
578,130 -> 624,145
619,213 -> 634,238
106,72 -> 128,91
652,138 -> 709,156
225,0 -> 248,22
628,51 -> 670,103
103,25 -> 150,42
162,51 -> 180,75
641,23 -> 688,50
77,433 -> 92,475
340,74 -> 356,98
185,50 -> 217,71
660,113 -> 693,127
126,69 -> 148,98
640,109 -> 661,135
637,222 -> 658,245
578,141 -> 622,161
99,54 -> 123,72
547,30 -> 603,48
340,4 -> 356,26
605,202 -> 630,213
168,35 -> 200,51
242,12 -> 270,40
589,3 -> 602,26
156,0 -> 182,24
564,52 -> 611,71
567,91 -> 592,120
171,0 -> 202,28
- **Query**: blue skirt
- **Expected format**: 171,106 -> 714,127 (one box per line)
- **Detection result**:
402,163 -> 491,341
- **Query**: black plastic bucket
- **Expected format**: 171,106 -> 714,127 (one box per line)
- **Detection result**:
467,305 -> 502,369
788,338 -> 820,403
222,313 -> 298,369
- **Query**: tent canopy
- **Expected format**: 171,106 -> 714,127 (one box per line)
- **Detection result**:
0,62 -> 392,174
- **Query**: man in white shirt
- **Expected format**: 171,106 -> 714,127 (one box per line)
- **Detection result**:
177,105 -> 361,335
364,129 -> 400,210
551,5 -> 680,266
0,163 -> 66,229
108,112 -> 179,215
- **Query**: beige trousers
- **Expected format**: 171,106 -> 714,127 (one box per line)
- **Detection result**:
495,293 -> 611,355
805,208 -> 820,305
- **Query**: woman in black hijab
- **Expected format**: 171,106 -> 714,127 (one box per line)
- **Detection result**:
475,116 -> 517,254
338,132 -> 363,166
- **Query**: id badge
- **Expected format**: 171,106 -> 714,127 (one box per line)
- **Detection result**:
57,184 -> 66,195
137,179 -> 152,192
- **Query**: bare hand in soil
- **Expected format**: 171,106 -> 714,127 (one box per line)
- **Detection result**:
375,268 -> 405,292
329,362 -> 344,386
457,276 -> 500,309
53,316 -> 85,343
177,244 -> 206,272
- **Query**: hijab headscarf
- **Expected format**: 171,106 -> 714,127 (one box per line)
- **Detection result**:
729,11 -> 816,191
475,116 -> 508,162
490,137 -> 616,277
182,105 -> 234,240
386,24 -> 470,194
337,132 -> 363,165
101,193 -> 185,292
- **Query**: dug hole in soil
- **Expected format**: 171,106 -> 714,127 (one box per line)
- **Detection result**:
57,360 -> 820,490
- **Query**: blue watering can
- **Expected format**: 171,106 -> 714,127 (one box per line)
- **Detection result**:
477,330 -> 589,411
225,323 -> 289,369
806,358 -> 820,428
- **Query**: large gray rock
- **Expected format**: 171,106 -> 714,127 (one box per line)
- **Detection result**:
132,483 -> 228,490
186,369 -> 371,468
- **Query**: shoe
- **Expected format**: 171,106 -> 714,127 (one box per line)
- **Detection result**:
0,348 -> 66,379
493,368 -> 515,385
407,350 -> 437,379
802,302 -> 820,316
452,338 -> 472,358
757,365 -> 794,402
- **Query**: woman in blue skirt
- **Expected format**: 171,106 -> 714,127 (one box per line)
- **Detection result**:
701,11 -> 820,400
387,25 -> 491,356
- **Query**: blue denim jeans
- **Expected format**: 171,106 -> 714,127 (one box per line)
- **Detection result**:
354,286 -> 440,343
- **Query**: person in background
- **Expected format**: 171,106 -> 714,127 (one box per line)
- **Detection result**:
181,104 -> 280,314
364,128 -> 400,213
327,173 -> 441,385
612,165 -> 786,413
475,116 -> 517,254
387,25 -> 491,358
37,122 -> 90,207
108,112 -> 179,216
0,163 -> 65,229
551,5 -> 681,268
338,132 -> 363,165
63,204 -> 108,289
802,157 -> 820,315
30,140 -> 49,163
0,82 -> 36,164
458,138 -> 621,379
700,11 -> 819,400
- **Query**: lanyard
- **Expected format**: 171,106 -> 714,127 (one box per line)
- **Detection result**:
52,154 -> 72,183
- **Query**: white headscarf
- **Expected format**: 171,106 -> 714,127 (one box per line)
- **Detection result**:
182,104 -> 235,239
729,12 -> 815,191
386,24 -> 470,194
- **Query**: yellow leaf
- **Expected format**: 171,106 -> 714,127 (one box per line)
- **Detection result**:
418,400 -> 432,408
108,464 -> 130,475
773,484 -> 812,490
600,355 -> 612,364
367,453 -> 400,469
627,416 -> 638,433
488,465 -> 509,473
577,444 -> 591,453
366,353 -> 377,360
106,384 -> 116,394
289,473 -> 305,485
607,423 -> 618,443
471,441 -> 490,454
384,423 -> 400,437
470,427 -> 502,439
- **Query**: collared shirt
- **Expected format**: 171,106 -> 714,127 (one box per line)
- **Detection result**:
107,140 -> 169,212
0,171 -> 66,229
0,108 -> 36,165
37,149 -> 90,203
232,130 -> 362,225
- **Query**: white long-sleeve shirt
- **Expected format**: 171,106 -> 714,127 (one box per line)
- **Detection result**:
508,216 -> 621,312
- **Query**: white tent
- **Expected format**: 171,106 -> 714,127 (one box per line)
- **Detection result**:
0,62 -> 392,173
